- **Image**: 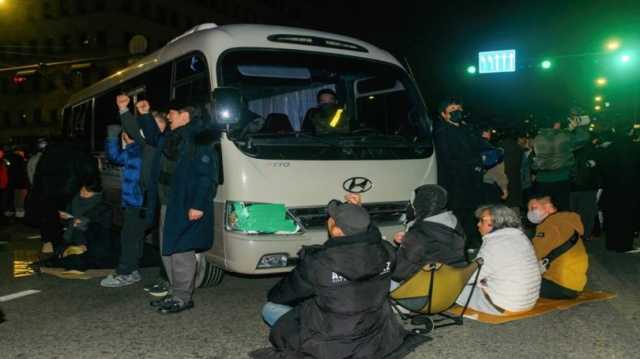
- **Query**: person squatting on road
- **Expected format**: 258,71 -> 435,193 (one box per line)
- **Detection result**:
140,100 -> 220,314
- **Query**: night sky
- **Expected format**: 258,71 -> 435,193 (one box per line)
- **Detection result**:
313,0 -> 640,127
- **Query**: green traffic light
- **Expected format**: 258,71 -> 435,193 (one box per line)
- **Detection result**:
467,65 -> 477,74
541,60 -> 552,69
620,54 -> 631,63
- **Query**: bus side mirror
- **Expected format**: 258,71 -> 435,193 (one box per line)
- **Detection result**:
212,87 -> 242,125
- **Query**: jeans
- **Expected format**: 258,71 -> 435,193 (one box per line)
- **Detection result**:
262,302 -> 293,327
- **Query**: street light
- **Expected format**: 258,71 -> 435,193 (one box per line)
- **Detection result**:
595,96 -> 602,102
467,65 -> 477,74
541,60 -> 552,69
620,54 -> 631,63
606,39 -> 621,51
594,105 -> 602,111
596,77 -> 607,86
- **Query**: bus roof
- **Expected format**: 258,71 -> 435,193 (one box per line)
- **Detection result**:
65,24 -> 404,107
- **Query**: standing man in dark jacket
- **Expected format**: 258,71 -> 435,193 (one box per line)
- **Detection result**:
569,133 -> 601,241
434,98 -> 493,250
140,101 -> 219,313
255,200 -> 424,359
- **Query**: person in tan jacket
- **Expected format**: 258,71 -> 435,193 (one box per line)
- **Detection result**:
527,195 -> 588,299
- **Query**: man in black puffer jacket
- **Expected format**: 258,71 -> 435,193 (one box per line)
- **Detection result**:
391,185 -> 467,286
252,200 -> 427,359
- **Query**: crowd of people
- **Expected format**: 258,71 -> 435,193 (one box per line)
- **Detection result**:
2,91 -> 639,358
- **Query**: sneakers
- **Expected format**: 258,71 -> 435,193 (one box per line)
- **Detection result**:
15,210 -> 25,219
100,271 -> 142,288
3,211 -> 14,217
144,280 -> 170,297
150,296 -> 173,308
158,297 -> 194,314
41,242 -> 54,254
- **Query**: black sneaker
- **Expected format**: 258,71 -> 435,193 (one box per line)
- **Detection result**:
158,298 -> 194,314
150,296 -> 172,308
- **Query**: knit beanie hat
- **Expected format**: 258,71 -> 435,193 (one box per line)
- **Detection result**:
411,184 -> 448,219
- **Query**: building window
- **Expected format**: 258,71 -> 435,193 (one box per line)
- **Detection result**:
43,1 -> 54,19
75,0 -> 87,15
29,40 -> 39,54
49,109 -> 58,123
78,32 -> 90,48
121,0 -> 132,12
61,34 -> 72,53
59,0 -> 70,16
34,108 -> 43,125
44,38 -> 55,54
96,31 -> 107,49
3,111 -> 10,128
94,0 -> 106,12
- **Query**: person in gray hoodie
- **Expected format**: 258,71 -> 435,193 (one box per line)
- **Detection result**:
391,185 -> 467,286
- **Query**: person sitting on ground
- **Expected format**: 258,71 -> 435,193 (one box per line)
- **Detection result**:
391,185 -> 467,288
254,198 -> 421,359
527,195 -> 588,299
52,176 -> 113,271
455,204 -> 541,316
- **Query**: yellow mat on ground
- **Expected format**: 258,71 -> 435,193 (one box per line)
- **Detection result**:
39,267 -> 113,280
446,291 -> 616,324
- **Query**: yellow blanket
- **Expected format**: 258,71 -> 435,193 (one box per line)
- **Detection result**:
446,291 -> 616,324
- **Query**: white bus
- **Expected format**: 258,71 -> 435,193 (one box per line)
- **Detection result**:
62,24 -> 436,286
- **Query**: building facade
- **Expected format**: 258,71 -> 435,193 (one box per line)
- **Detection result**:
0,0 -> 309,144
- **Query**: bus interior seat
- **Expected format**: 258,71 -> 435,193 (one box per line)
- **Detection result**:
261,113 -> 293,133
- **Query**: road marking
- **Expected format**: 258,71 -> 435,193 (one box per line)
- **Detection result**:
0,290 -> 41,302
26,235 -> 42,240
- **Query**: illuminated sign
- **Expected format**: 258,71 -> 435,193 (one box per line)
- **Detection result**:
479,50 -> 516,74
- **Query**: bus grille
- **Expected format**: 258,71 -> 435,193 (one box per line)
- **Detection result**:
289,201 -> 408,230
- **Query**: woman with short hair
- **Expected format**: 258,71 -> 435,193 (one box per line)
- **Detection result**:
456,204 -> 541,315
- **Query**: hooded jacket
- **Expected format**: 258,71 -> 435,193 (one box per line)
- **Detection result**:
392,211 -> 467,282
533,212 -> 588,292
264,226 -> 409,359
105,138 -> 144,208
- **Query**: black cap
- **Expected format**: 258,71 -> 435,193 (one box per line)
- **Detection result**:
327,201 -> 371,236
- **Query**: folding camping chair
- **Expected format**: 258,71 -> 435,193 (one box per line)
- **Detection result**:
390,257 -> 484,334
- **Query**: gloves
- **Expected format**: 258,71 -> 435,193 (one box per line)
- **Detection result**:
107,124 -> 122,139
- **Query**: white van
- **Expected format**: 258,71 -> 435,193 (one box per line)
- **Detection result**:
62,24 -> 436,286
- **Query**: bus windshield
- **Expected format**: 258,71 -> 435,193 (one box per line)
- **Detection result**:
218,50 -> 433,160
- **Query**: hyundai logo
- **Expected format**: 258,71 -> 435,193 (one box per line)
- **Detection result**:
343,177 -> 373,193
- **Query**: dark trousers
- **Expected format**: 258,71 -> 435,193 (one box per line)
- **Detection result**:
540,278 -> 578,299
533,181 -> 571,211
603,200 -> 636,252
453,208 -> 481,249
39,197 -> 64,252
570,190 -> 598,239
116,207 -> 146,275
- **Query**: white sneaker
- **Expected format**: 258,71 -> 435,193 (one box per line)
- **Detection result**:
41,242 -> 54,254
3,211 -> 14,217
15,210 -> 25,218
100,272 -> 142,288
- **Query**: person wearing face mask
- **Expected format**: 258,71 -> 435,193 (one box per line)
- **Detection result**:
301,88 -> 347,134
390,185 -> 467,288
527,195 -> 588,299
454,204 -> 541,315
433,98 -> 495,253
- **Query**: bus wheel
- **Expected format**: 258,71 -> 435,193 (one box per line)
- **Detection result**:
195,253 -> 224,288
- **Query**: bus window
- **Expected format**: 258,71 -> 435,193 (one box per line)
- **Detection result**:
172,52 -> 210,104
93,89 -> 120,151
70,100 -> 93,146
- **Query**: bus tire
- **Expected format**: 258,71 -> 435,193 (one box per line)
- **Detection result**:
195,253 -> 224,288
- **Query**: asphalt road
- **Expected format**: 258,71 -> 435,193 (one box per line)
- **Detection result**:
0,221 -> 639,359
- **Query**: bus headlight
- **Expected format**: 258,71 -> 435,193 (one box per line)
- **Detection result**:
225,201 -> 302,235
257,253 -> 289,269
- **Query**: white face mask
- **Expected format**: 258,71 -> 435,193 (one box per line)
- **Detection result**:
527,209 -> 546,224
